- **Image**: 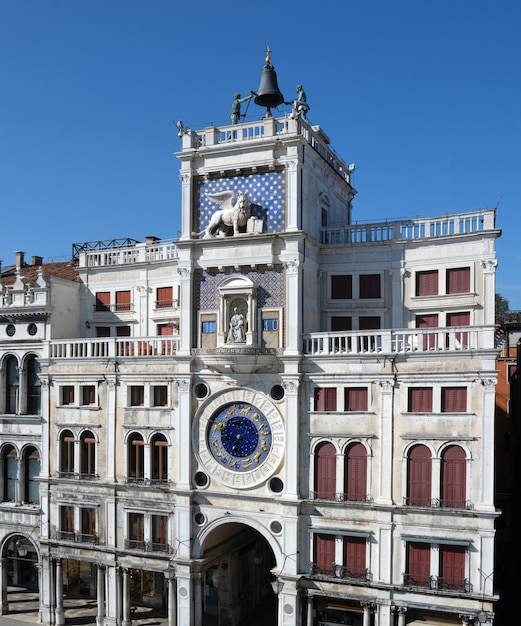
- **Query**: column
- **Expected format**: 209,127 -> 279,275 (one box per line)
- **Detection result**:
306,595 -> 313,626
55,559 -> 65,626
176,566 -> 193,626
121,568 -> 131,626
165,569 -> 176,626
397,606 -> 407,626
361,602 -> 373,626
193,573 -> 202,626
377,379 -> 395,505
481,379 -> 497,511
179,170 -> 193,241
96,565 -> 105,626
281,376 -> 300,498
282,259 -> 301,355
174,377 -> 192,489
0,557 -> 8,615
104,565 -> 120,626
176,266 -> 192,355
17,457 -> 25,504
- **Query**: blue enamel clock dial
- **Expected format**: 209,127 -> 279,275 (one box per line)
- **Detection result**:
207,402 -> 272,472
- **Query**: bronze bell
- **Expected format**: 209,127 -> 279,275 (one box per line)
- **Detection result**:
253,48 -> 284,115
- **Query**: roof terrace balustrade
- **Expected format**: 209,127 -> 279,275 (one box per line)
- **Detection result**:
48,336 -> 180,359
303,326 -> 495,356
320,209 -> 496,245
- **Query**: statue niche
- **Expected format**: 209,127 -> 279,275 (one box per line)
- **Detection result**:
196,190 -> 251,239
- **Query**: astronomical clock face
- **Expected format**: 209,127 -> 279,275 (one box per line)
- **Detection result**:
208,403 -> 272,471
196,389 -> 284,488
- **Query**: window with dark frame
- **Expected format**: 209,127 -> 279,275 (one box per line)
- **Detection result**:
80,432 -> 96,476
130,386 -> 145,407
151,435 -> 168,482
60,431 -> 75,475
153,385 -> 168,407
359,274 -> 381,299
61,385 -> 75,406
80,507 -> 96,539
331,275 -> 352,300
81,385 -> 96,406
128,433 -> 144,480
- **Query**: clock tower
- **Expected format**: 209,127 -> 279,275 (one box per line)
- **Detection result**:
172,52 -> 356,626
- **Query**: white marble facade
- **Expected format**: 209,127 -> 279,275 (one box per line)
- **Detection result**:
0,114 -> 500,626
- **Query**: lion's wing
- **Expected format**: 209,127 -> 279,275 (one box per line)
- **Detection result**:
205,190 -> 236,210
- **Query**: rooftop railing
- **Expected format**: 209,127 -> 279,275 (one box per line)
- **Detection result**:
78,239 -> 178,268
320,209 -> 496,245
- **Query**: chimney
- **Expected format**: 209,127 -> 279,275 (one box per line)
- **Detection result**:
145,236 -> 160,245
15,251 -> 25,270
31,255 -> 43,266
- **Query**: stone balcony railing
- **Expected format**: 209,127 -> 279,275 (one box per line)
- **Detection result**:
45,326 -> 495,360
319,209 -> 496,246
302,326 -> 496,355
47,336 -> 180,359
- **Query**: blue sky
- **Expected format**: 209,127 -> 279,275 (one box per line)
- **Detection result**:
1,1 -> 520,307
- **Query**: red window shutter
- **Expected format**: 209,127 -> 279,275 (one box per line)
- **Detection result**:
157,287 -> 173,308
416,314 -> 439,328
447,267 -> 470,294
416,270 -> 438,296
440,545 -> 465,587
407,445 -> 431,506
344,388 -> 368,411
157,324 -> 173,336
116,326 -> 131,337
96,327 -> 111,338
447,312 -> 470,327
416,314 -> 439,350
116,291 -> 131,311
359,274 -> 381,299
407,542 -> 431,585
441,387 -> 467,412
408,388 -> 433,412
343,536 -> 366,573
447,312 -> 470,348
314,534 -> 336,574
315,442 -> 336,500
314,388 -> 337,411
345,443 -> 367,501
441,446 -> 466,508
331,275 -> 352,299
331,316 -> 352,331
96,292 -> 110,311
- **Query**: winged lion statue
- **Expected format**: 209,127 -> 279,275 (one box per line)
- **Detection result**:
195,190 -> 251,238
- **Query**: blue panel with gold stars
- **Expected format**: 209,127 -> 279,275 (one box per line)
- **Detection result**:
195,170 -> 286,234
207,402 -> 272,472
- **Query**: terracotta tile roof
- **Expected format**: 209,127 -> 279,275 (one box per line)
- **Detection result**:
0,261 -> 79,287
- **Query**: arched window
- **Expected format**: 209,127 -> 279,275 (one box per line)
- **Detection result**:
59,430 -> 75,476
2,445 -> 18,501
441,445 -> 466,508
128,433 -> 144,481
407,444 -> 432,506
344,443 -> 367,502
151,434 -> 168,483
26,356 -> 41,415
314,442 -> 336,501
24,446 -> 40,503
5,356 -> 19,414
80,431 -> 96,477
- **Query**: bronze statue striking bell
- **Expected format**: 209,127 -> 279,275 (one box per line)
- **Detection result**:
254,64 -> 284,113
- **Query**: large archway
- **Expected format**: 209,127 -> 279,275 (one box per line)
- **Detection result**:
1,534 -> 40,618
196,521 -> 278,626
